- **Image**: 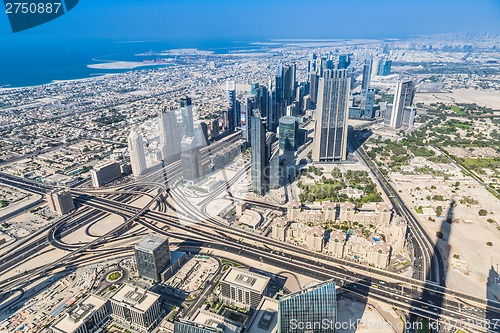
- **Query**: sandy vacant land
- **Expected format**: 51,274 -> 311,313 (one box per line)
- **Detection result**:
415,88 -> 500,109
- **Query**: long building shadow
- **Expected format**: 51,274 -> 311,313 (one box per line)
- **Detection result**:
486,266 -> 500,332
409,199 -> 454,332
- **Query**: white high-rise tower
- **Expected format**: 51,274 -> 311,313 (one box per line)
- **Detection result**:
159,108 -> 181,162
128,127 -> 147,176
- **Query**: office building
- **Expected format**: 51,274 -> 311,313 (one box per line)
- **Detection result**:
181,136 -> 203,182
242,95 -> 256,144
402,106 -> 417,129
226,81 -> 239,131
220,267 -> 270,310
361,89 -> 376,119
110,284 -> 164,332
128,127 -> 147,176
90,160 -> 121,187
47,190 -> 75,216
312,69 -> 350,162
278,116 -> 299,151
337,54 -> 351,69
389,80 -> 415,129
277,280 -> 337,333
181,97 -> 195,137
269,141 -> 281,189
384,105 -> 393,126
134,234 -> 171,282
246,297 -> 279,333
361,54 -> 372,93
377,58 -> 392,76
210,119 -> 220,139
251,110 -> 268,196
159,108 -> 181,162
174,310 -> 242,333
51,295 -> 109,333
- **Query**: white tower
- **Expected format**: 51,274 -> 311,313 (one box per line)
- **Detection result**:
128,127 -> 147,176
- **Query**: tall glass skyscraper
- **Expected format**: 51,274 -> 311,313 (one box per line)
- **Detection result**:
127,127 -> 147,176
390,80 -> 415,129
312,69 -> 350,162
361,54 -> 372,92
226,80 -> 238,131
251,110 -> 267,196
278,280 -> 337,333
134,234 -> 171,282
159,107 -> 181,162
180,97 -> 195,137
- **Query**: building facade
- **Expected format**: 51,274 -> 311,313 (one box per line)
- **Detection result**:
90,160 -> 121,187
159,108 -> 181,162
220,267 -> 270,310
47,190 -> 75,216
128,127 -> 147,176
312,69 -> 350,162
278,280 -> 337,333
110,284 -> 163,332
134,234 -> 171,282
389,80 -> 415,129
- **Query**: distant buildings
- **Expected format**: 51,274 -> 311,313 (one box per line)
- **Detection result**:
46,190 -> 74,216
312,69 -> 350,162
377,58 -> 392,76
277,280 -> 337,333
220,267 -> 270,311
128,127 -> 147,176
159,107 -> 181,162
134,234 -> 171,282
389,80 -> 415,129
110,284 -> 164,332
90,160 -> 121,187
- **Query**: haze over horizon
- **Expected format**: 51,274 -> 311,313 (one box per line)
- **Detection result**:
1,0 -> 499,42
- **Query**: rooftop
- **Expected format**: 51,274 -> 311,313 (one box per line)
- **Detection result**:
222,268 -> 270,294
246,297 -> 279,333
135,234 -> 168,252
110,284 -> 160,313
52,295 -> 107,333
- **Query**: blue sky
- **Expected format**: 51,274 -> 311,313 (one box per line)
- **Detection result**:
1,0 -> 499,41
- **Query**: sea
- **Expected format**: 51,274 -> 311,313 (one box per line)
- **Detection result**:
0,37 -> 266,88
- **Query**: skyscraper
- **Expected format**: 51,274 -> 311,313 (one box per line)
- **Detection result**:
242,94 -> 256,144
361,54 -> 372,93
251,110 -> 267,196
377,58 -> 392,76
181,136 -> 203,182
390,80 -> 415,129
277,280 -> 337,333
180,97 -> 195,137
312,69 -> 350,162
402,106 -> 417,129
226,80 -> 239,131
279,116 -> 299,151
134,234 -> 171,282
128,127 -> 147,176
159,107 -> 181,162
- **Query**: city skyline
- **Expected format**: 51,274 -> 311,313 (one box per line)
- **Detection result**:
0,4 -> 499,331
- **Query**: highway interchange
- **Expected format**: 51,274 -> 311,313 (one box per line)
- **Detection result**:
0,129 -> 499,333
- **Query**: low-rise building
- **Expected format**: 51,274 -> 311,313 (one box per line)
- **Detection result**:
220,268 -> 270,310
51,295 -> 109,333
110,284 -> 164,332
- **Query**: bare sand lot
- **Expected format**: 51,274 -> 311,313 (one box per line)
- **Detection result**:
415,89 -> 500,109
